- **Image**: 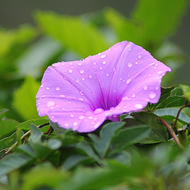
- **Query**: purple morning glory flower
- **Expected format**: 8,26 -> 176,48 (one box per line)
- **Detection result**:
36,41 -> 171,133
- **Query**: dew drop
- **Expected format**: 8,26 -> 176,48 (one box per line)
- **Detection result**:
76,79 -> 79,82
93,62 -> 97,65
56,87 -> 60,91
132,93 -> 135,98
46,87 -> 50,90
149,91 -> 156,99
78,62 -> 82,66
41,84 -> 44,88
60,95 -> 65,98
135,104 -> 143,109
71,114 -> 74,118
65,123 -> 68,127
82,78 -> 85,81
70,62 -> 73,65
94,122 -> 101,129
103,61 -> 106,64
94,108 -> 104,115
127,62 -> 132,67
138,55 -> 141,59
106,73 -> 109,76
100,67 -> 103,70
79,116 -> 85,120
46,101 -> 55,108
143,85 -> 148,90
80,69 -> 84,74
100,55 -> 106,58
88,116 -> 93,119
135,61 -> 138,64
126,79 -> 131,84
85,111 -> 91,116
69,69 -> 73,73
73,122 -> 78,126
89,75 -> 92,78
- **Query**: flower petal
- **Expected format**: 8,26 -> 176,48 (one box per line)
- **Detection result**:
36,41 -> 171,133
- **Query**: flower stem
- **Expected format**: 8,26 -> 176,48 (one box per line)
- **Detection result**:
159,117 -> 184,149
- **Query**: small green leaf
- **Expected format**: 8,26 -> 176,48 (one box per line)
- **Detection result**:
180,84 -> 190,102
131,112 -> 168,143
0,119 -> 19,140
12,76 -> 40,120
62,155 -> 89,170
47,139 -> 62,150
29,124 -> 43,143
154,108 -> 190,124
0,153 -> 32,176
148,86 -> 185,111
88,122 -> 125,158
0,109 -> 9,121
111,125 -> 151,151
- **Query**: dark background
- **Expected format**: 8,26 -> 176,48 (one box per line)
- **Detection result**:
0,0 -> 190,84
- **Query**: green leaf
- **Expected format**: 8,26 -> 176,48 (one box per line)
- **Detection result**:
62,155 -> 90,170
180,84 -> 190,102
0,109 -> 9,121
103,8 -> 141,44
148,86 -> 185,111
111,125 -> 151,152
15,36 -> 63,78
154,108 -> 190,124
132,0 -> 189,46
21,163 -> 68,190
0,131 -> 24,157
0,119 -> 19,140
0,153 -> 32,176
47,139 -> 62,150
131,112 -> 168,143
29,124 -> 43,143
88,122 -> 125,158
34,11 -> 109,57
12,76 -> 40,120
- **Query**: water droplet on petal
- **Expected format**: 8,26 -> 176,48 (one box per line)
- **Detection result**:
126,79 -> 131,84
94,122 -> 101,129
70,62 -> 73,65
138,55 -> 141,59
132,93 -> 135,98
127,62 -> 132,67
79,116 -> 84,120
94,108 -> 104,115
78,62 -> 82,65
93,62 -> 96,65
100,55 -> 106,58
135,104 -> 143,109
69,69 -> 73,73
89,75 -> 92,78
80,70 -> 84,74
89,116 -> 93,119
46,87 -> 50,90
100,67 -> 103,70
60,95 -> 65,98
76,79 -> 79,82
56,87 -> 60,91
71,114 -> 74,118
103,61 -> 106,64
149,91 -> 156,99
143,85 -> 148,90
65,123 -> 68,127
73,122 -> 77,126
47,101 -> 55,107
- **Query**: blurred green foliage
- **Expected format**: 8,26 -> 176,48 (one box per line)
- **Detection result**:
1,0 -> 190,189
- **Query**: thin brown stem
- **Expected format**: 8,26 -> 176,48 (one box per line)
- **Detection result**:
159,117 -> 184,149
172,105 -> 190,129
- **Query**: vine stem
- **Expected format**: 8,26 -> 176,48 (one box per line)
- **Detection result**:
172,104 -> 190,129
159,117 -> 184,149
